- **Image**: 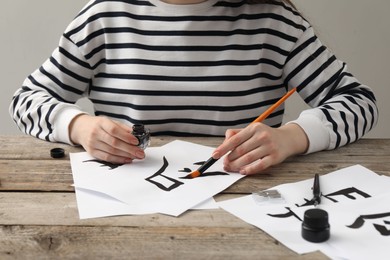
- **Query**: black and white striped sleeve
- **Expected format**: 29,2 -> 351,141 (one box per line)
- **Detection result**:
284,26 -> 378,153
9,35 -> 93,144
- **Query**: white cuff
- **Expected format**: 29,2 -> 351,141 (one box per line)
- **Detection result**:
287,112 -> 330,154
52,106 -> 87,145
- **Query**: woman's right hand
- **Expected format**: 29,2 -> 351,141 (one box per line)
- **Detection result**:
69,114 -> 145,164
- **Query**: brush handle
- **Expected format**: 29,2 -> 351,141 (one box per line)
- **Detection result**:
312,173 -> 321,205
197,157 -> 219,174
252,87 -> 297,124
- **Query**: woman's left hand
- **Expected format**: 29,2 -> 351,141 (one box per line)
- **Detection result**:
212,123 -> 309,175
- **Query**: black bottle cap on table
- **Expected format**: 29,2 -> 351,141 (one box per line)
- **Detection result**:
301,208 -> 330,243
50,148 -> 65,158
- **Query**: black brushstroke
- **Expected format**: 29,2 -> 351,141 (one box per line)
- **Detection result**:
179,171 -> 229,179
347,212 -> 390,236
83,159 -> 124,170
373,222 -> 390,236
178,161 -> 229,179
267,207 -> 302,222
296,187 -> 371,207
179,168 -> 192,173
323,187 -> 371,202
145,156 -> 184,192
295,198 -> 317,207
193,161 -> 205,165
347,212 -> 390,229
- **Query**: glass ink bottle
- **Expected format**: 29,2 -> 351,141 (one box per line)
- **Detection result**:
301,208 -> 330,243
132,124 -> 150,150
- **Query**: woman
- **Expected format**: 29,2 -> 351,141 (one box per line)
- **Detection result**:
9,0 -> 378,174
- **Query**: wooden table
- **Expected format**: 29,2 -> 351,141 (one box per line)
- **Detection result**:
1,135 -> 389,259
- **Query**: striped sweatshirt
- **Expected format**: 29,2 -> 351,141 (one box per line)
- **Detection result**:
9,0 -> 378,154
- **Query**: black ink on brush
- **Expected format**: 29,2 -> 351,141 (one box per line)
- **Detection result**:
179,160 -> 228,179
180,171 -> 228,179
182,157 -> 218,179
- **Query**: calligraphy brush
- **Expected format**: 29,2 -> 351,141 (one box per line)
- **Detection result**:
311,173 -> 321,206
184,87 -> 297,179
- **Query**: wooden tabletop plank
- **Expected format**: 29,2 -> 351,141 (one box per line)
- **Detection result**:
0,192 -> 243,227
0,225 -> 327,260
0,191 -> 327,259
0,160 -> 73,191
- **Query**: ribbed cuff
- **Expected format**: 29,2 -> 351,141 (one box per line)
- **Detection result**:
52,106 -> 87,145
287,112 -> 330,154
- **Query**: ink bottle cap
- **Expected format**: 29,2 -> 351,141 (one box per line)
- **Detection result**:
132,124 -> 150,150
50,148 -> 65,158
301,208 -> 330,243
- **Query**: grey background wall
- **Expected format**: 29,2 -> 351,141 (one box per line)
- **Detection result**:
1,0 -> 389,138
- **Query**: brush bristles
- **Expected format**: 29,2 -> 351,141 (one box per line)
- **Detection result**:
189,170 -> 201,178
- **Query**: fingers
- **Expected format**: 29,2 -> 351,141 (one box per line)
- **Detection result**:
70,115 -> 145,164
232,124 -> 309,175
236,156 -> 273,175
225,128 -> 240,140
216,123 -> 284,175
212,128 -> 245,159
223,139 -> 276,175
89,131 -> 143,163
224,129 -> 277,174
111,120 -> 139,145
100,118 -> 139,150
93,118 -> 146,161
88,148 -> 134,165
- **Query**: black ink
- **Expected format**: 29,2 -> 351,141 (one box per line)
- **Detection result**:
295,187 -> 371,207
323,187 -> 371,202
145,156 -> 184,192
83,159 -> 124,170
193,161 -> 205,166
267,207 -> 302,222
295,198 -> 317,207
347,212 -> 390,236
347,212 -> 390,229
199,171 -> 229,177
180,171 -> 228,179
178,161 -> 229,179
373,222 -> 390,236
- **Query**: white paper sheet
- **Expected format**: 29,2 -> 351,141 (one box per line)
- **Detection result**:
293,193 -> 390,260
71,140 -> 244,217
75,187 -> 218,219
218,165 -> 390,258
